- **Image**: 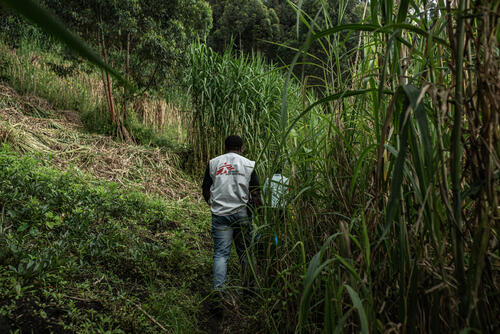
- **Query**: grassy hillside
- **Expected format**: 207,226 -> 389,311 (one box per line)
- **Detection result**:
0,146 -> 209,333
0,81 -> 223,333
0,82 -> 192,200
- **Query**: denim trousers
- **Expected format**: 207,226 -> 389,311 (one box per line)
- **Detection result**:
211,210 -> 253,290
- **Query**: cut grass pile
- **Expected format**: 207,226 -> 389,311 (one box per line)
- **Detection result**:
0,82 -> 195,200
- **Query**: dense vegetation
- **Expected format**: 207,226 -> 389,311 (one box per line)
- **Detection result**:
0,146 -> 211,333
0,0 -> 499,333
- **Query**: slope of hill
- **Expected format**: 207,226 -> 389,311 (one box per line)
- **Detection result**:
0,82 -> 223,333
0,82 -> 194,200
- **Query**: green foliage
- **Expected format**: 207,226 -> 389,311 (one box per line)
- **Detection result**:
0,145 -> 211,332
0,0 -> 129,87
1,0 -> 213,91
0,7 -> 51,47
40,0 -> 212,89
208,0 -> 364,73
246,0 -> 499,333
209,0 -> 281,56
125,112 -> 191,155
186,41 -> 300,172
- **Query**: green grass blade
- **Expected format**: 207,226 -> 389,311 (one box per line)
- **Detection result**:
323,280 -> 334,334
361,215 -> 370,270
396,0 -> 411,24
334,254 -> 361,282
298,234 -> 337,331
410,89 -> 433,173
349,144 -> 377,200
333,309 -> 352,334
291,89 -> 392,131
370,0 -> 379,25
497,22 -> 500,44
345,285 -> 369,334
378,87 -> 411,246
298,258 -> 335,331
313,23 -> 449,48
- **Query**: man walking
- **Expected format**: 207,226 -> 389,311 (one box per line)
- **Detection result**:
202,135 -> 262,291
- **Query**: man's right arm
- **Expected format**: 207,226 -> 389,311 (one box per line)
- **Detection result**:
201,164 -> 212,204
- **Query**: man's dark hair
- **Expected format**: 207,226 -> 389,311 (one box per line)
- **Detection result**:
225,135 -> 243,151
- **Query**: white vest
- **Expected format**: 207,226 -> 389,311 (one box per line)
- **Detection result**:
209,152 -> 255,216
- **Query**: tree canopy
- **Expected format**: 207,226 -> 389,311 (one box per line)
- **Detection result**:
41,0 -> 212,89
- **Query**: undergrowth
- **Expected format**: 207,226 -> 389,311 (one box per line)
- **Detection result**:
0,146 -> 211,333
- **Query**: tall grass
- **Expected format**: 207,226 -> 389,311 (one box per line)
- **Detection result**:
0,38 -> 106,120
265,0 -> 499,332
186,0 -> 499,332
186,42 -> 300,171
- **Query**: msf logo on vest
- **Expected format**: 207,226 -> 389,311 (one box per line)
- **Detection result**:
216,163 -> 235,176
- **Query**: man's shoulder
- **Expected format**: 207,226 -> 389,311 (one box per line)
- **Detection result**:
212,153 -> 254,166
209,154 -> 223,163
210,153 -> 230,164
237,154 -> 255,166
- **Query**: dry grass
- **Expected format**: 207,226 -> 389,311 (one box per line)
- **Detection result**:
133,94 -> 185,142
0,82 -> 198,200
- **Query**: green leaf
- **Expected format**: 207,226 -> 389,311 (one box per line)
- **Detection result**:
345,285 -> 370,334
361,216 -> 370,269
497,22 -> 500,45
298,257 -> 335,330
0,0 -> 132,90
333,309 -> 352,334
313,23 -> 449,48
17,223 -> 29,232
370,0 -> 379,25
335,254 -> 361,282
323,280 -> 334,334
396,0 -> 411,24
298,234 -> 338,331
29,227 -> 39,236
378,85 -> 415,246
410,87 -> 433,173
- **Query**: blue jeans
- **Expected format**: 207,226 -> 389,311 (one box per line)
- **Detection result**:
211,210 -> 253,290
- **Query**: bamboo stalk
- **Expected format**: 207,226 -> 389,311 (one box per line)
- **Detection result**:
450,0 -> 467,321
